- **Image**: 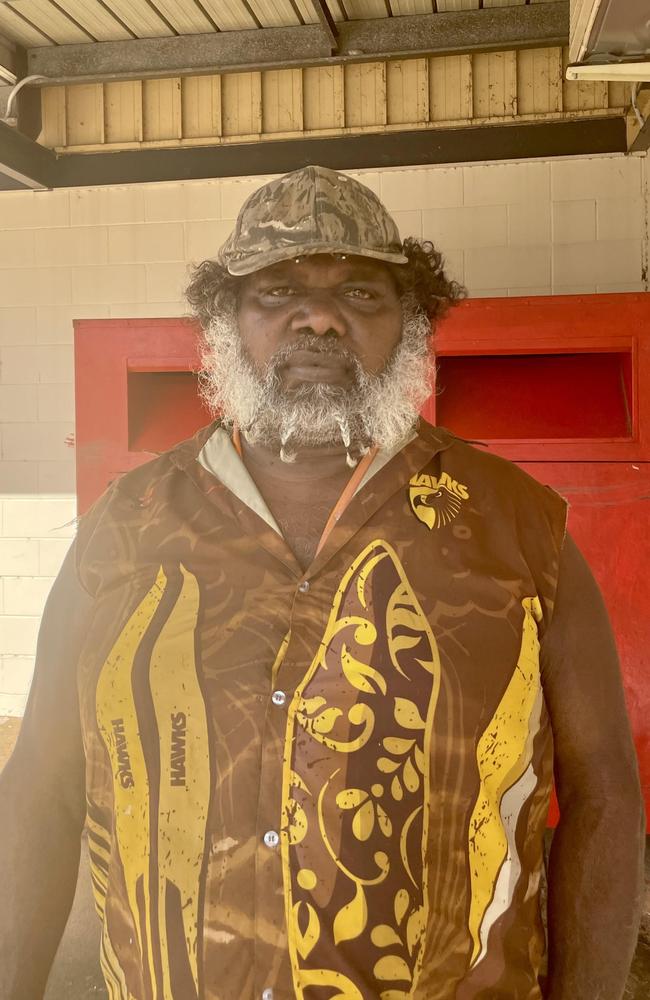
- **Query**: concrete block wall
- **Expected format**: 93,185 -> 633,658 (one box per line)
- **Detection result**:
0,151 -> 648,715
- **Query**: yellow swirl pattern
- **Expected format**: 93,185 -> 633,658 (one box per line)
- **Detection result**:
95,565 -> 210,999
149,565 -> 210,998
281,540 -> 441,999
96,568 -> 165,991
467,595 -> 544,967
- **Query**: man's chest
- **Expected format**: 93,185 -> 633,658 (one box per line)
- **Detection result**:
250,470 -> 353,569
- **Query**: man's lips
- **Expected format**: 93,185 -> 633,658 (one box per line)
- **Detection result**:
281,349 -> 352,382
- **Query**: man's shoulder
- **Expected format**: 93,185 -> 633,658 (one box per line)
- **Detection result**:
80,420 -> 220,524
420,421 -> 567,512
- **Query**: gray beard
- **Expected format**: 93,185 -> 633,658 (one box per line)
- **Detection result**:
199,302 -> 433,462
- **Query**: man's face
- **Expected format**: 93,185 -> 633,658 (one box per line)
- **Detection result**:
236,254 -> 404,388
200,252 -> 432,459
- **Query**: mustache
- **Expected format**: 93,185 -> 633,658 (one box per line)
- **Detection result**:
266,335 -> 358,372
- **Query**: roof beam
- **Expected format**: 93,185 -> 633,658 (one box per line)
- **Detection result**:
0,113 -> 624,191
27,3 -> 569,85
312,0 -> 339,54
0,119 -> 54,188
627,85 -> 650,152
0,33 -> 19,83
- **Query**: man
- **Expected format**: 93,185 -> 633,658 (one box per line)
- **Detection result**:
0,165 -> 644,1000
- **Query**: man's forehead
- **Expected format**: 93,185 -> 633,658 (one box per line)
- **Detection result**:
249,254 -> 394,282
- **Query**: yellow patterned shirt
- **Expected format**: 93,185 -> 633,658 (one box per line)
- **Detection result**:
72,418 -> 566,1000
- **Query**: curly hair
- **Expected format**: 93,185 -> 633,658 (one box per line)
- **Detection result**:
392,237 -> 466,321
185,236 -> 466,331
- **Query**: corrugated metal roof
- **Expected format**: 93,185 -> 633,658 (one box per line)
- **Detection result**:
0,0 -> 531,49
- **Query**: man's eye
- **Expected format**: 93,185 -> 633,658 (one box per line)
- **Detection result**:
264,286 -> 297,297
344,287 -> 374,299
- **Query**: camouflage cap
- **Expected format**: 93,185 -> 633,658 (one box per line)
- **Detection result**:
217,165 -> 408,276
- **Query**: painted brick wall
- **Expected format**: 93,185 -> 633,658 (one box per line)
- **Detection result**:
0,151 -> 648,715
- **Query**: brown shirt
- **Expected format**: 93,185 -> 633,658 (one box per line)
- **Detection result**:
57,420 -> 567,999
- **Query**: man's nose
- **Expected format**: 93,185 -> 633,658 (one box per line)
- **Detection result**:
290,293 -> 346,337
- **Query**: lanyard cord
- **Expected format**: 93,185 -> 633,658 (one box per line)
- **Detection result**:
231,426 -> 378,558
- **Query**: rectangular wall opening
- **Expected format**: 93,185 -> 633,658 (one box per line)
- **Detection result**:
128,371 -> 213,452
434,352 -> 633,440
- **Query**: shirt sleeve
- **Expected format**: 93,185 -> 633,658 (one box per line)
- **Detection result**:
0,540 -> 94,999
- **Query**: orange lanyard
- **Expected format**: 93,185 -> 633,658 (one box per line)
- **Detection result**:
232,426 -> 378,558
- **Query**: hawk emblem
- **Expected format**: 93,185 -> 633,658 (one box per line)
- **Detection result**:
408,472 -> 469,530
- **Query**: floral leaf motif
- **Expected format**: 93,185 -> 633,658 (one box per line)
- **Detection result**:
389,633 -> 422,656
391,775 -> 403,801
390,604 -> 426,633
332,615 -> 377,646
341,644 -> 387,696
382,737 -> 415,755
289,769 -> 310,794
394,697 -> 426,730
406,906 -> 425,956
373,955 -> 412,982
377,757 -> 401,774
352,799 -> 375,841
284,799 -> 308,846
310,707 -> 343,735
333,882 -> 368,945
293,900 -> 320,960
310,702 -> 375,753
336,788 -> 367,809
298,969 -> 364,1000
414,745 -> 426,774
371,924 -> 402,948
403,757 -> 420,793
394,888 -> 410,927
376,804 -> 392,837
300,696 -> 326,715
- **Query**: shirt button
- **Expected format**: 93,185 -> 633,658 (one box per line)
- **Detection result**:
272,690 -> 286,706
262,990 -> 273,1000
297,580 -> 310,594
263,830 -> 280,849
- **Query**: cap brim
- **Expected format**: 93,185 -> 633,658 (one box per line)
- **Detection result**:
224,242 -> 409,276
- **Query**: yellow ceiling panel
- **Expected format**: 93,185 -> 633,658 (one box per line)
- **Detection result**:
197,0 -> 257,30
262,68 -> 303,131
341,0 -> 389,18
473,49 -> 517,117
66,83 -> 105,144
142,77 -> 182,140
303,65 -> 344,129
222,71 -> 262,135
390,0 -> 434,14
344,61 -> 386,126
182,75 -> 222,138
387,58 -> 428,123
482,0 -> 527,7
429,53 -> 472,121
59,0 -> 134,41
517,46 -> 562,115
104,80 -> 144,142
0,3 -> 53,47
249,0 -> 301,27
6,0 -> 94,44
102,0 -> 174,37
435,0 -> 478,10
150,0 -> 217,33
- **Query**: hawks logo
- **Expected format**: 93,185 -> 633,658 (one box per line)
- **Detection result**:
408,472 -> 469,530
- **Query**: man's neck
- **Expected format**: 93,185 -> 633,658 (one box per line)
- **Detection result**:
238,434 -> 358,484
